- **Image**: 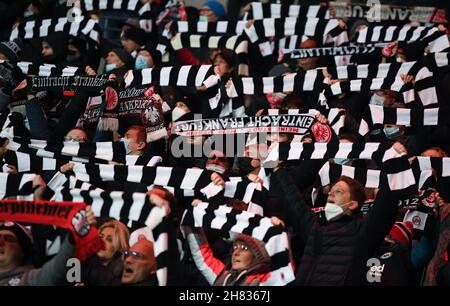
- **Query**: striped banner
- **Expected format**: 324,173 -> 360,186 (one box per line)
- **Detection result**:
10,16 -> 101,43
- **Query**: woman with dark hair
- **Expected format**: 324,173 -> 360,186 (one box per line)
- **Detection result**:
200,49 -> 245,118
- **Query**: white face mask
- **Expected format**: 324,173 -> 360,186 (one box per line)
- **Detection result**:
24,117 -> 30,130
369,94 -> 385,106
383,126 -> 402,140
396,56 -> 406,63
272,92 -> 287,100
24,10 -> 34,18
333,158 -> 351,165
199,15 -> 209,22
205,163 -> 226,174
105,63 -> 117,73
172,106 -> 188,122
120,138 -> 132,154
324,201 -> 353,221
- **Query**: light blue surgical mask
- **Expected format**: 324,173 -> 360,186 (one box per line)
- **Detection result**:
23,10 -> 34,18
24,117 -> 30,130
383,126 -> 402,140
333,158 -> 351,165
120,138 -> 132,155
370,94 -> 385,106
134,55 -> 149,70
105,63 -> 117,73
199,16 -> 209,22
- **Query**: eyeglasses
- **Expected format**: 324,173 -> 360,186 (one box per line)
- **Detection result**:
123,250 -> 145,260
64,136 -> 87,143
232,244 -> 250,252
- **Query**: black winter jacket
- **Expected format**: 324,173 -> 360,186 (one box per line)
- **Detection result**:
274,167 -> 399,285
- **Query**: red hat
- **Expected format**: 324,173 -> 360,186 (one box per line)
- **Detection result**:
389,221 -> 413,247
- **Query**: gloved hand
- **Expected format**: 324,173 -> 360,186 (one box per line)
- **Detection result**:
0,61 -> 24,95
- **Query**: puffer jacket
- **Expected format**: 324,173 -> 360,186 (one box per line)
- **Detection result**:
274,167 -> 399,285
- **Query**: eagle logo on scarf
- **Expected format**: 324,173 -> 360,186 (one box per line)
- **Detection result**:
311,122 -> 332,143
142,107 -> 162,126
105,87 -> 119,111
71,209 -> 90,237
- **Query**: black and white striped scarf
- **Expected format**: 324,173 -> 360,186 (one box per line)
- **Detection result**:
287,43 -> 387,59
313,152 -> 416,199
69,163 -> 266,206
330,1 -> 447,24
52,186 -> 170,285
322,60 -> 438,106
423,52 -> 450,73
325,60 -> 424,80
2,150 -> 163,173
358,105 -> 448,136
356,26 -> 450,53
266,108 -> 346,136
180,202 -> 295,286
9,16 -> 101,43
0,173 -> 37,200
78,0 -> 153,32
410,157 -> 450,184
169,33 -> 249,76
0,60 -> 80,77
324,77 -> 417,105
226,69 -> 325,96
244,18 -> 347,45
246,2 -> 330,20
264,141 -> 395,166
124,65 -> 214,88
6,137 -> 129,164
311,158 -> 447,203
172,114 -> 317,137
162,18 -> 347,49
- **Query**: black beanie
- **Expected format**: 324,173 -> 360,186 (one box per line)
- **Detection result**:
0,221 -> 34,262
138,43 -> 161,67
42,32 -> 69,62
110,48 -> 133,69
123,27 -> 149,46
0,38 -> 23,63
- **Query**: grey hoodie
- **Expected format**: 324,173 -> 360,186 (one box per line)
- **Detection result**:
0,236 -> 75,286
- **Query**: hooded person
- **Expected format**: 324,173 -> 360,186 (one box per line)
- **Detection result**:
66,36 -> 87,67
0,38 -> 22,63
200,1 -> 226,22
103,48 -> 133,84
213,234 -> 271,286
134,43 -> 161,70
121,27 -> 149,55
183,219 -> 273,286
40,32 -> 69,65
0,38 -> 23,102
